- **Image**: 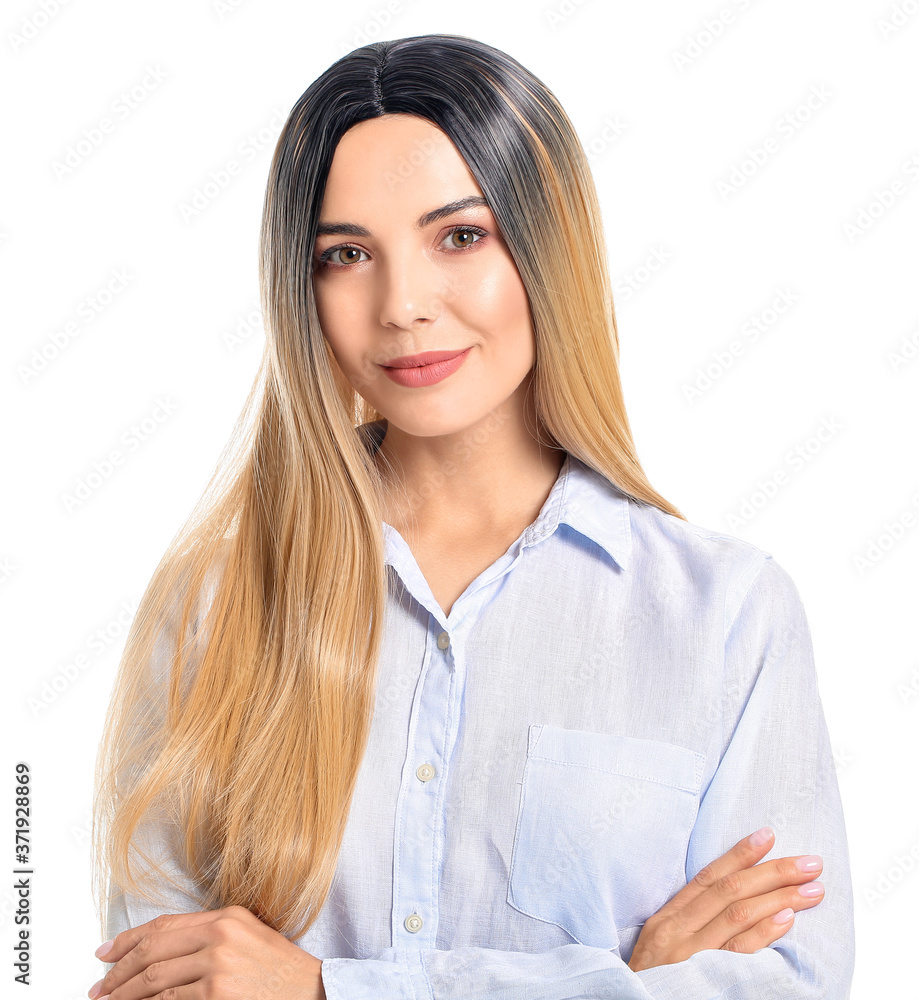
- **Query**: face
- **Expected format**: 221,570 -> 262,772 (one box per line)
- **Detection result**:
311,113 -> 535,441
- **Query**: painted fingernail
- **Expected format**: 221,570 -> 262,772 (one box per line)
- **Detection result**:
748,826 -> 773,847
773,907 -> 795,923
95,939 -> 114,959
87,980 -> 103,999
798,880 -> 825,897
795,855 -> 823,872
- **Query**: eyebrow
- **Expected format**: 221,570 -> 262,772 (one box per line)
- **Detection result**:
315,195 -> 490,237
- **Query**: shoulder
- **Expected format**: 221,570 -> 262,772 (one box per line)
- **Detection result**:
624,496 -> 803,632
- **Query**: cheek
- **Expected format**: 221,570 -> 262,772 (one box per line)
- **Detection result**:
460,262 -> 533,354
313,281 -> 355,365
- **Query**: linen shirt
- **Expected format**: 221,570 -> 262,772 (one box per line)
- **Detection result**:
106,420 -> 855,999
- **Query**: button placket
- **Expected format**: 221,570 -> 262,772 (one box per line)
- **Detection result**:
390,620 -> 459,948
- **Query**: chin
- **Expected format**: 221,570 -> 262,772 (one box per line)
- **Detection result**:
376,405 -> 487,440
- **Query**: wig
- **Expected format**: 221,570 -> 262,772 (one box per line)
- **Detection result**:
93,32 -> 685,942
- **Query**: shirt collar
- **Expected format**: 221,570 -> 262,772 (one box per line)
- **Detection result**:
359,421 -> 632,574
524,451 -> 632,573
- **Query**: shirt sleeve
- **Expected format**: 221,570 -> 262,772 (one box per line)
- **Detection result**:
104,838 -> 209,942
320,554 -> 855,1000
101,554 -> 227,948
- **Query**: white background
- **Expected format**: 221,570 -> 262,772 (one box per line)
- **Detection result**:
2,1 -> 917,996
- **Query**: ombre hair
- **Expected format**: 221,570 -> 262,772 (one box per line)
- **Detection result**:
92,32 -> 686,942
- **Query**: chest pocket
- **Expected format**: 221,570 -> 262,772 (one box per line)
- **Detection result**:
506,725 -> 704,948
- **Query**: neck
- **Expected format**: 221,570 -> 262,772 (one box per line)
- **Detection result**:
372,378 -> 565,538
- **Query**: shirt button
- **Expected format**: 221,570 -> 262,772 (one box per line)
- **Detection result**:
416,763 -> 435,781
437,631 -> 450,650
404,913 -> 423,933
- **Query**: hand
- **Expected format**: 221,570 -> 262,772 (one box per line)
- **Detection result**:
626,827 -> 824,971
87,905 -> 326,1000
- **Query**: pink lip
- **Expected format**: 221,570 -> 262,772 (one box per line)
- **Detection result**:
380,347 -> 473,388
383,349 -> 470,369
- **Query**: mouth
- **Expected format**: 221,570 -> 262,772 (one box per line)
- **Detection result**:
379,347 -> 473,388
382,349 -> 471,369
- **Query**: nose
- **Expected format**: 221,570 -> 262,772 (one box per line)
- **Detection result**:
376,250 -> 452,332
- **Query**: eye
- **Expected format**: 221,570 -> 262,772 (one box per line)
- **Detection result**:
315,245 -> 370,268
441,225 -> 488,250
313,225 -> 488,271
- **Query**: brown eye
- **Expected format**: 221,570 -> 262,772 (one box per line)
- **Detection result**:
331,247 -> 368,265
315,245 -> 370,269
442,226 -> 487,250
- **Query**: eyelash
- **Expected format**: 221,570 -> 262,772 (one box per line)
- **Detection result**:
314,225 -> 489,270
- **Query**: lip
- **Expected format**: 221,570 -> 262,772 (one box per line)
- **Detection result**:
382,349 -> 470,369
380,347 -> 473,388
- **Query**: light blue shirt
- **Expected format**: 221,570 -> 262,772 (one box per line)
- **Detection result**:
107,424 -> 855,998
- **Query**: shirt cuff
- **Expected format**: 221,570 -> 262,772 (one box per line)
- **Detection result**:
320,947 -> 428,1000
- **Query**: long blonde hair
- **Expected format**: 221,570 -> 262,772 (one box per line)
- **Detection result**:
92,32 -> 685,942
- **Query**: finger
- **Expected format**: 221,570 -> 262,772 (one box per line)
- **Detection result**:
654,826 -> 776,916
714,881 -> 828,955
677,853 -> 824,934
92,922 -> 214,1000
696,878 -> 826,953
102,951 -> 205,1000
96,910 -> 220,967
718,905 -> 797,956
91,908 -> 254,1000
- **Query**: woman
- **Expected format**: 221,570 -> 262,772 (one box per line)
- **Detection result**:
90,34 -> 854,1000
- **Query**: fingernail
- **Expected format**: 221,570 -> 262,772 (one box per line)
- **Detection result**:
95,939 -> 114,959
748,826 -> 773,847
798,880 -> 825,897
795,855 -> 823,872
87,980 -> 103,999
772,907 -> 795,923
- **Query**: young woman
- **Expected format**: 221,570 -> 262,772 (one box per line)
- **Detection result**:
90,34 -> 854,1000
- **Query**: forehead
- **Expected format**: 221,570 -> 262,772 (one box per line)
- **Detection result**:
319,114 -> 483,217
